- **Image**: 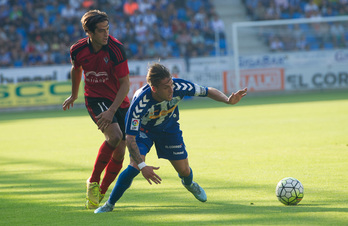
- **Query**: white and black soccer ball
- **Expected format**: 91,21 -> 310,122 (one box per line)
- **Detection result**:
276,177 -> 304,205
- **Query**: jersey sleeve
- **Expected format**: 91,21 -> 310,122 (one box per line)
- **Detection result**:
69,38 -> 88,69
70,45 -> 81,69
173,78 -> 208,97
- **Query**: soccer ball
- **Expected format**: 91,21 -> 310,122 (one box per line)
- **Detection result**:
276,177 -> 304,205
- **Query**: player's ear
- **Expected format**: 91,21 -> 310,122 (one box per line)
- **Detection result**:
151,86 -> 157,93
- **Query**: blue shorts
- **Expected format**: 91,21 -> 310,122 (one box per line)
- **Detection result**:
135,129 -> 188,160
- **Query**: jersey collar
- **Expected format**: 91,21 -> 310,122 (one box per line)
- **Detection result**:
87,37 -> 109,53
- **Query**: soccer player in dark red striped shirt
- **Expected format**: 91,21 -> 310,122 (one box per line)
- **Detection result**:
62,10 -> 130,209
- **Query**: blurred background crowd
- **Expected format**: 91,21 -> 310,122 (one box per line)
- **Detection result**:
0,0 -> 226,67
243,0 -> 348,51
0,0 -> 348,68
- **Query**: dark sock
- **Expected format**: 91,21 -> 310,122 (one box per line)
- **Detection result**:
179,167 -> 193,186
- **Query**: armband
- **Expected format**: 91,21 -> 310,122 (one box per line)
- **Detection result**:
138,162 -> 147,170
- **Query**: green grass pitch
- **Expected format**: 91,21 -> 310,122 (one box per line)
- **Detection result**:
1,90 -> 347,225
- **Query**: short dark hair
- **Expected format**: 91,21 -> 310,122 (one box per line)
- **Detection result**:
146,63 -> 172,87
81,10 -> 108,33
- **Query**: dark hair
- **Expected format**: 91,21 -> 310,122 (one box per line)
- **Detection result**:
81,10 -> 109,33
146,63 -> 172,87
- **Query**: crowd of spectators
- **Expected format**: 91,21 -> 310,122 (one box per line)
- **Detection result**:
0,0 -> 227,68
242,0 -> 348,52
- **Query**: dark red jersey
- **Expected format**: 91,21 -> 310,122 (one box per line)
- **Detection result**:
70,35 -> 130,108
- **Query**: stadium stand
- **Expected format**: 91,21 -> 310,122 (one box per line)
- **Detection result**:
241,0 -> 348,52
0,0 -> 227,68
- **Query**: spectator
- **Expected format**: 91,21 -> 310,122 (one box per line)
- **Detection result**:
254,1 -> 267,20
158,40 -> 173,58
123,0 -> 139,16
304,0 -> 319,17
176,29 -> 192,56
330,22 -> 346,47
191,28 -> 205,47
269,36 -> 284,51
296,35 -> 308,50
142,9 -> 157,27
138,0 -> 153,13
159,21 -> 173,40
134,19 -> 148,44
61,4 -> 77,19
275,0 -> 289,13
210,13 -> 225,38
265,1 -> 281,20
145,41 -> 158,58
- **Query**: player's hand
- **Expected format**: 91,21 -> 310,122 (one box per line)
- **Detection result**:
62,95 -> 77,110
228,87 -> 247,105
96,110 -> 114,132
141,166 -> 162,185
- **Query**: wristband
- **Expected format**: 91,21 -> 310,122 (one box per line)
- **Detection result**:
138,162 -> 147,170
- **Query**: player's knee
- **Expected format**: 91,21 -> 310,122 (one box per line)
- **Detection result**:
106,131 -> 123,147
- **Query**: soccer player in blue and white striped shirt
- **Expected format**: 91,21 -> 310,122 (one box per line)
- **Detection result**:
95,63 -> 247,213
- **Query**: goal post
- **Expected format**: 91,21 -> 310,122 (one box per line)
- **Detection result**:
231,16 -> 348,92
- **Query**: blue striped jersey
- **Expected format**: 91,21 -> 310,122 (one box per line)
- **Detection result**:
125,78 -> 208,135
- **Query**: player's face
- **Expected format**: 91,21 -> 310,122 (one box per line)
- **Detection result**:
88,21 -> 109,50
152,77 -> 174,102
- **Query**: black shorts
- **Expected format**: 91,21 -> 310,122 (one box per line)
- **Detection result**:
85,97 -> 128,139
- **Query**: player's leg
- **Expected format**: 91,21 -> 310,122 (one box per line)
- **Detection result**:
98,139 -> 125,203
95,132 -> 152,213
85,97 -> 124,209
94,155 -> 144,213
170,159 -> 207,202
157,129 -> 206,203
99,107 -> 128,200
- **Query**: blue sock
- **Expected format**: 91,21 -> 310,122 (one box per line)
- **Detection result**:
179,167 -> 193,186
108,165 -> 139,205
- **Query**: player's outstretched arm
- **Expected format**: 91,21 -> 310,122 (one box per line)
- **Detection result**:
126,135 -> 162,185
207,87 -> 247,105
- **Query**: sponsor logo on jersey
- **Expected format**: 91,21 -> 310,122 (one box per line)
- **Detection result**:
130,118 -> 140,130
85,71 -> 109,83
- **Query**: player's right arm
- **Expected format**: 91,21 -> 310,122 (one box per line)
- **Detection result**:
126,134 -> 162,185
62,65 -> 83,110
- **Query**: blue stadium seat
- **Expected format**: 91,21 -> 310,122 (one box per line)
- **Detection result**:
177,8 -> 187,20
129,43 -> 138,55
281,13 -> 290,19
305,35 -> 317,44
310,42 -> 320,50
324,42 -> 334,49
219,39 -> 226,49
292,12 -> 303,19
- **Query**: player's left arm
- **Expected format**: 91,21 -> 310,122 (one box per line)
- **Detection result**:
96,74 -> 130,131
207,87 -> 247,105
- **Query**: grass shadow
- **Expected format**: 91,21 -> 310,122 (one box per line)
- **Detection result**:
1,155 -> 348,225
